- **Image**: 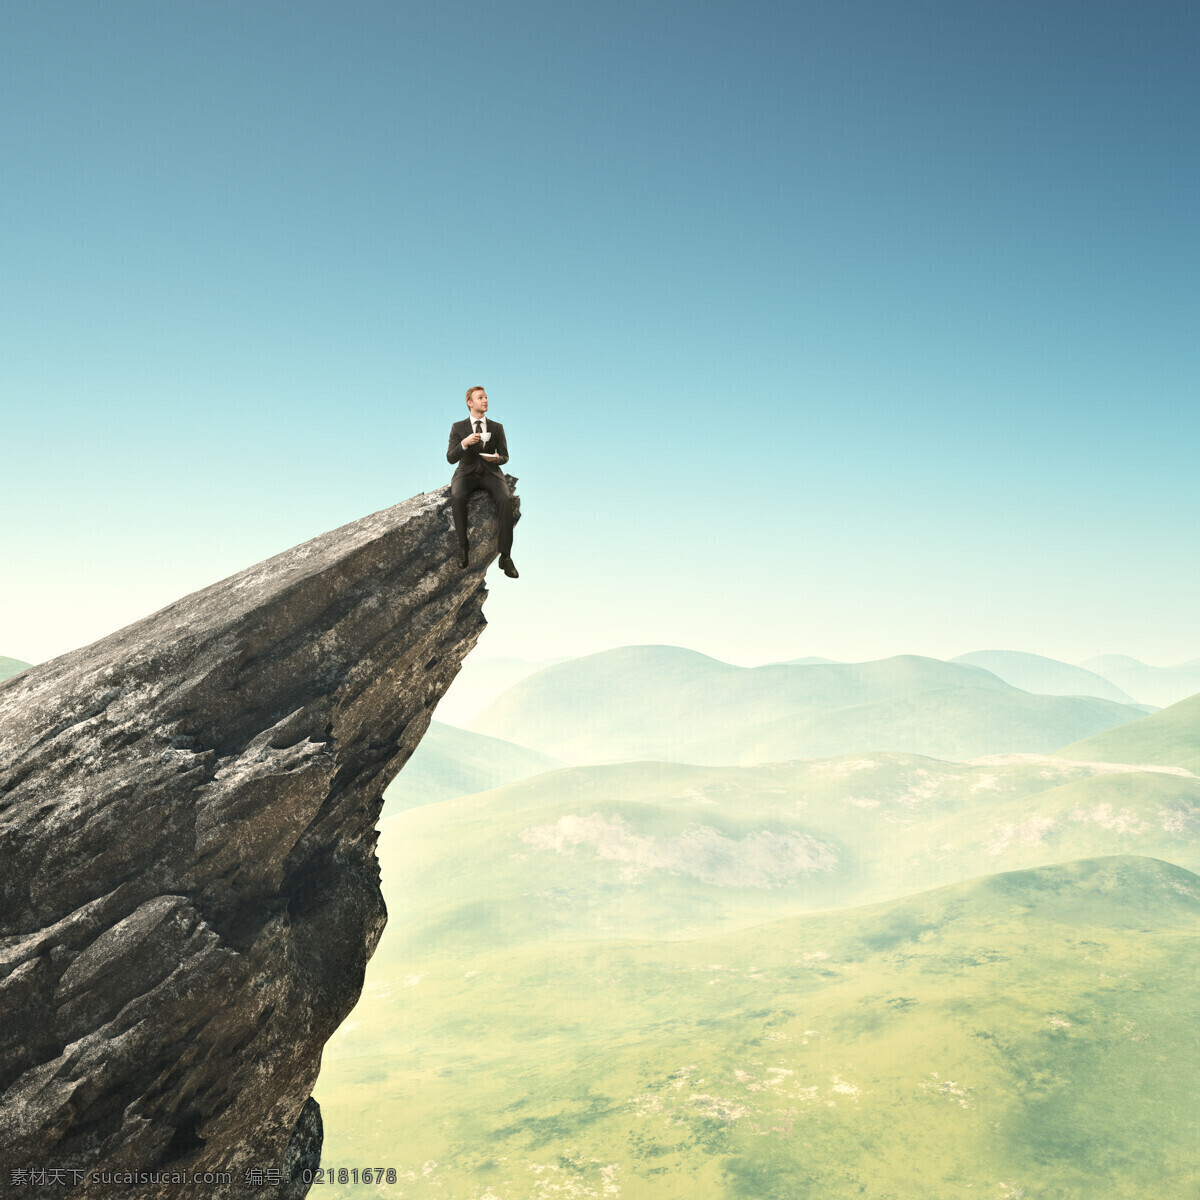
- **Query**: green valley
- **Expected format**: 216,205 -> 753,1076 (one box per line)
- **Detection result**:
317,856 -> 1200,1199
365,754 -> 1200,953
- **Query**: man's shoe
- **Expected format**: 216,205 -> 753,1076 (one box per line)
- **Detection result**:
457,544 -> 469,569
499,554 -> 519,579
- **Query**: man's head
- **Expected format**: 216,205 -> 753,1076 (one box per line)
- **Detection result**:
466,386 -> 488,417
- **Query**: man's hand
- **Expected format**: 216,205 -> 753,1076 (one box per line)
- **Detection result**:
462,432 -> 482,449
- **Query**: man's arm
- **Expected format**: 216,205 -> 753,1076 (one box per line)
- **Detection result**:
447,424 -> 467,464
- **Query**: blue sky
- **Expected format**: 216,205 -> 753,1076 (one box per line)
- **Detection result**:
3,0 -> 1197,668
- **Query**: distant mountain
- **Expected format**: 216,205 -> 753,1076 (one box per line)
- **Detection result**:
431,654 -> 571,726
779,655 -> 841,665
1057,692 -> 1200,774
1085,654 -> 1148,672
319,855 -> 1200,1199
381,721 -> 564,810
0,657 -> 32,683
952,649 -> 1141,705
468,645 -> 1152,766
1080,655 -> 1200,707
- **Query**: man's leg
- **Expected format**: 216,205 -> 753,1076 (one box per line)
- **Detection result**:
481,474 -> 514,558
450,475 -> 476,560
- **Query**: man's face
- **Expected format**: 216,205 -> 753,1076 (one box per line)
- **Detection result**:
467,389 -> 488,417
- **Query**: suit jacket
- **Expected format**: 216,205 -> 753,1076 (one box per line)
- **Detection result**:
447,418 -> 510,479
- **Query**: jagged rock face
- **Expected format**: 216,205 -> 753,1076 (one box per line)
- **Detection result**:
0,481 -> 518,1196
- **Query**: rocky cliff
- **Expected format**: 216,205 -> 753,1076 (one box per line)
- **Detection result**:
0,480 -> 518,1196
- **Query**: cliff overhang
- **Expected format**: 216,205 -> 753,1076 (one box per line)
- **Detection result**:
0,480 -> 518,1196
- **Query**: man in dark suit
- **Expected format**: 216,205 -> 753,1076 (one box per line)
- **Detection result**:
447,385 -> 518,578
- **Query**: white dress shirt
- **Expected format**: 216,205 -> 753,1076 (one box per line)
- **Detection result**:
467,413 -> 496,456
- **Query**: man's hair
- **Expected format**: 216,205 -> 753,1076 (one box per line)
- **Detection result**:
466,386 -> 486,405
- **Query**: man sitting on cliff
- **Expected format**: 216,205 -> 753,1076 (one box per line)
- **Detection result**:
447,385 -> 518,578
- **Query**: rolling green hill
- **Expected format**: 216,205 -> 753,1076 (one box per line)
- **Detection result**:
0,657 -> 32,683
316,856 -> 1200,1199
382,721 -> 565,810
1058,691 -> 1200,774
366,753 -> 1200,956
467,647 -> 1150,765
952,649 -> 1141,705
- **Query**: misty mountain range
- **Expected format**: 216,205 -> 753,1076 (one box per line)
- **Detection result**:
437,644 -> 1199,727
464,647 -> 1154,766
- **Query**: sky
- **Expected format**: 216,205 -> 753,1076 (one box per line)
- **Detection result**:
3,0 -> 1197,670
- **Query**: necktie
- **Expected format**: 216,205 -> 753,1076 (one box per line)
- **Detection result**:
473,421 -> 484,473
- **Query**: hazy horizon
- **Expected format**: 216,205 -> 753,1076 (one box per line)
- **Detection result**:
6,630 -> 1199,677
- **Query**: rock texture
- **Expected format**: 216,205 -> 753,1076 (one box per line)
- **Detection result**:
0,480 -> 518,1196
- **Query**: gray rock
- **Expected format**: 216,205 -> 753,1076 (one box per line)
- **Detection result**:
0,480 -> 518,1196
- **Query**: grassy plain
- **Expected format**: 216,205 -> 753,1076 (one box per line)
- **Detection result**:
316,857 -> 1200,1199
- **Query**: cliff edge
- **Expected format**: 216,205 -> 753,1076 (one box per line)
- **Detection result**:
0,480 -> 519,1195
